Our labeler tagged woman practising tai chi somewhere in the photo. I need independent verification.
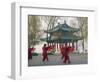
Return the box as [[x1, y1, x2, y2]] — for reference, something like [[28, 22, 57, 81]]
[[63, 43, 71, 64], [42, 44, 49, 62]]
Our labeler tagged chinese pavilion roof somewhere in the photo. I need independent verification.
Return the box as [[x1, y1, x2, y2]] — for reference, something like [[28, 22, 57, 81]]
[[45, 23, 80, 33], [43, 21, 82, 43], [41, 35, 82, 43], [47, 35, 82, 43]]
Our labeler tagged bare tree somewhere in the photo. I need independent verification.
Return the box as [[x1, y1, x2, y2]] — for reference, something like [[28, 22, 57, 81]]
[[41, 16, 60, 29], [41, 16, 60, 41], [28, 15, 41, 47], [77, 17, 88, 51]]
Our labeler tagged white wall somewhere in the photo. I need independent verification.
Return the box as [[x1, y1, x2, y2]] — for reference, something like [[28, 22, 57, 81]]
[[0, 0, 100, 81]]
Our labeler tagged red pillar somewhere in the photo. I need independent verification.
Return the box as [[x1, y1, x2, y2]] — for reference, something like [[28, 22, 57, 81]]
[[48, 43, 50, 46], [72, 42, 74, 47], [59, 43, 60, 49], [55, 43, 57, 51], [76, 42, 78, 51], [51, 43, 53, 46], [57, 43, 58, 50], [69, 43, 70, 46]]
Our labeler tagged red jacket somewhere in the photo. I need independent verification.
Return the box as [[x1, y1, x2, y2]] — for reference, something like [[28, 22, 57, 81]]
[[64, 46, 70, 55], [42, 47, 48, 55], [28, 48, 35, 55]]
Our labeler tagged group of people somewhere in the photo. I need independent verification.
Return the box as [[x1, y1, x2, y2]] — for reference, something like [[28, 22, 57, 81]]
[[28, 43, 75, 64], [42, 43, 75, 64]]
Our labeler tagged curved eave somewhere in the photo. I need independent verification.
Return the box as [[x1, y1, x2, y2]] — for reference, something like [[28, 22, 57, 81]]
[[44, 28, 80, 33], [46, 36, 82, 43]]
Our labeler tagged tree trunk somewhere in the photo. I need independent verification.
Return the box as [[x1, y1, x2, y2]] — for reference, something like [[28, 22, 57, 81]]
[[82, 39, 84, 52]]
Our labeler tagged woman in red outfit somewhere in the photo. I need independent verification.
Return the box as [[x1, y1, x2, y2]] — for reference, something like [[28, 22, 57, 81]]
[[60, 46, 65, 60], [28, 47, 35, 59], [42, 44, 49, 62], [63, 43, 71, 64]]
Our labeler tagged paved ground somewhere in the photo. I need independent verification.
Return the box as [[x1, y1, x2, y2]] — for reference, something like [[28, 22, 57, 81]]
[[28, 53, 88, 66]]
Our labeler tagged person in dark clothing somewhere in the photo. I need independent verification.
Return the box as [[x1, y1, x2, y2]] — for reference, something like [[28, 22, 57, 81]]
[[42, 44, 49, 62], [63, 43, 71, 64], [28, 47, 34, 59]]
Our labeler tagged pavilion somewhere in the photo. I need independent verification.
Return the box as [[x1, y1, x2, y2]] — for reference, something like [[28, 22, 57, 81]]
[[44, 21, 82, 51]]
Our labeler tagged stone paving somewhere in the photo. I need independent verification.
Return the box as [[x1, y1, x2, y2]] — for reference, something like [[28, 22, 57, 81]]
[[28, 53, 88, 66]]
